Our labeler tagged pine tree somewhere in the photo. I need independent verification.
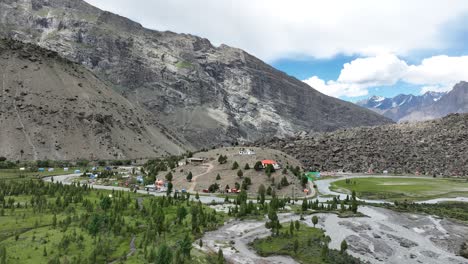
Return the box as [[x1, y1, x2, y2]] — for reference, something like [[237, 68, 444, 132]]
[[186, 172, 193, 182], [312, 215, 318, 227], [293, 239, 299, 255], [340, 239, 348, 254], [217, 248, 224, 264]]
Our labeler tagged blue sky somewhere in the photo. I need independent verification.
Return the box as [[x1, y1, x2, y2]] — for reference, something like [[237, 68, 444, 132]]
[[272, 58, 422, 102], [86, 0, 468, 101]]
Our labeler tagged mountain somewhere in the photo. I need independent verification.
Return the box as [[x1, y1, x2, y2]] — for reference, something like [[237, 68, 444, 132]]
[[257, 113, 468, 176], [356, 91, 446, 121], [0, 0, 392, 151], [0, 38, 184, 160], [400, 82, 468, 122]]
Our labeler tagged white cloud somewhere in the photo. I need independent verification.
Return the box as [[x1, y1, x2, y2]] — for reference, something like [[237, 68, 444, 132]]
[[303, 54, 468, 98], [338, 54, 408, 87], [84, 0, 468, 61], [404, 55, 468, 85], [419, 85, 453, 94]]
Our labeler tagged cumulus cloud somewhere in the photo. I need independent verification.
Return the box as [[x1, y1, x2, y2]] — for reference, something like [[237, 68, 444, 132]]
[[84, 0, 468, 61], [303, 54, 468, 98]]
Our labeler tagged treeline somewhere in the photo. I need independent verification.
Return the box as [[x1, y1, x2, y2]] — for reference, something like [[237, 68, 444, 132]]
[[382, 201, 468, 223], [0, 179, 225, 264]]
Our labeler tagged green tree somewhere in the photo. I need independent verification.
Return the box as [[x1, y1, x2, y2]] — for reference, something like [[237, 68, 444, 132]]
[[156, 243, 173, 264], [0, 246, 6, 264], [218, 155, 227, 164], [301, 176, 308, 187], [289, 221, 294, 236], [244, 163, 250, 170], [52, 214, 57, 229], [293, 239, 299, 255], [265, 164, 275, 174], [258, 184, 266, 204], [199, 239, 203, 248], [155, 207, 165, 236], [351, 199, 358, 213], [186, 171, 193, 182], [176, 206, 187, 224], [301, 198, 308, 211], [340, 239, 348, 254], [217, 248, 224, 264], [254, 161, 263, 171], [321, 244, 329, 260], [295, 220, 300, 231], [167, 182, 173, 195], [43, 246, 47, 257], [232, 161, 239, 170], [165, 172, 173, 182], [177, 233, 192, 259], [195, 192, 200, 200], [216, 174, 221, 180], [100, 196, 112, 211], [312, 215, 318, 227], [237, 169, 243, 178]]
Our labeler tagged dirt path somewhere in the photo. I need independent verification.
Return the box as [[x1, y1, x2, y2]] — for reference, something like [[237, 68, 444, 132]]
[[188, 162, 214, 192], [108, 235, 136, 264]]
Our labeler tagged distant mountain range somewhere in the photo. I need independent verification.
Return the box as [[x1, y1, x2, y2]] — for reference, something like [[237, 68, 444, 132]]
[[356, 82, 468, 122], [0, 0, 392, 160]]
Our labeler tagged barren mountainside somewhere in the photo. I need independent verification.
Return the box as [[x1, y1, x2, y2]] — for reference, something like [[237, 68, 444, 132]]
[[0, 0, 392, 150], [258, 113, 468, 176], [0, 39, 184, 160], [357, 82, 468, 122]]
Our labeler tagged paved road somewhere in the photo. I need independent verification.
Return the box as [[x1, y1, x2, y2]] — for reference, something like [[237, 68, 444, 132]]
[[44, 174, 468, 205], [44, 174, 226, 204]]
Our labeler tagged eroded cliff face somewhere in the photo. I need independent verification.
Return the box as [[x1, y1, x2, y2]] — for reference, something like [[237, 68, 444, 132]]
[[0, 0, 392, 149], [0, 39, 184, 160], [259, 114, 468, 176]]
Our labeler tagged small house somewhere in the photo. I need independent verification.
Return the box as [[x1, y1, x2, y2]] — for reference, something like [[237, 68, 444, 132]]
[[63, 168, 69, 171], [38, 168, 45, 172], [188, 157, 204, 164], [19, 167, 25, 171], [261, 160, 281, 170]]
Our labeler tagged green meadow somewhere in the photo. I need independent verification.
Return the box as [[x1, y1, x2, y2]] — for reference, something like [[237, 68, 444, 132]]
[[330, 177, 468, 201]]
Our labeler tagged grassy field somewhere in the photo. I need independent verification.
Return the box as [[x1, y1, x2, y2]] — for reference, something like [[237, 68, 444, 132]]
[[0, 168, 76, 180], [331, 177, 468, 201], [250, 223, 360, 264]]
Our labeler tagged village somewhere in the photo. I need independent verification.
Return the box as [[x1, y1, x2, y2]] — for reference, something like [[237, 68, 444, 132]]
[[57, 147, 320, 198]]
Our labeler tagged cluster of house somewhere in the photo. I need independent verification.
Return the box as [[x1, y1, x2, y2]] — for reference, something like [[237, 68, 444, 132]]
[[239, 148, 256, 155]]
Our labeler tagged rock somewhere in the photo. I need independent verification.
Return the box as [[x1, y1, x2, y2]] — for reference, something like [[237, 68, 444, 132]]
[[259, 114, 468, 176], [0, 0, 392, 149]]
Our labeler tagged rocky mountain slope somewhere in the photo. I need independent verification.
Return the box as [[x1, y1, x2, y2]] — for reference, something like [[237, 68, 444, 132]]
[[0, 38, 184, 160], [400, 82, 468, 122], [258, 113, 468, 176], [356, 92, 446, 122], [0, 0, 392, 149]]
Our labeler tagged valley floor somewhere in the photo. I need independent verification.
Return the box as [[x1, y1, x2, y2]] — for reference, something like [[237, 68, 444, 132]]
[[45, 172, 468, 264]]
